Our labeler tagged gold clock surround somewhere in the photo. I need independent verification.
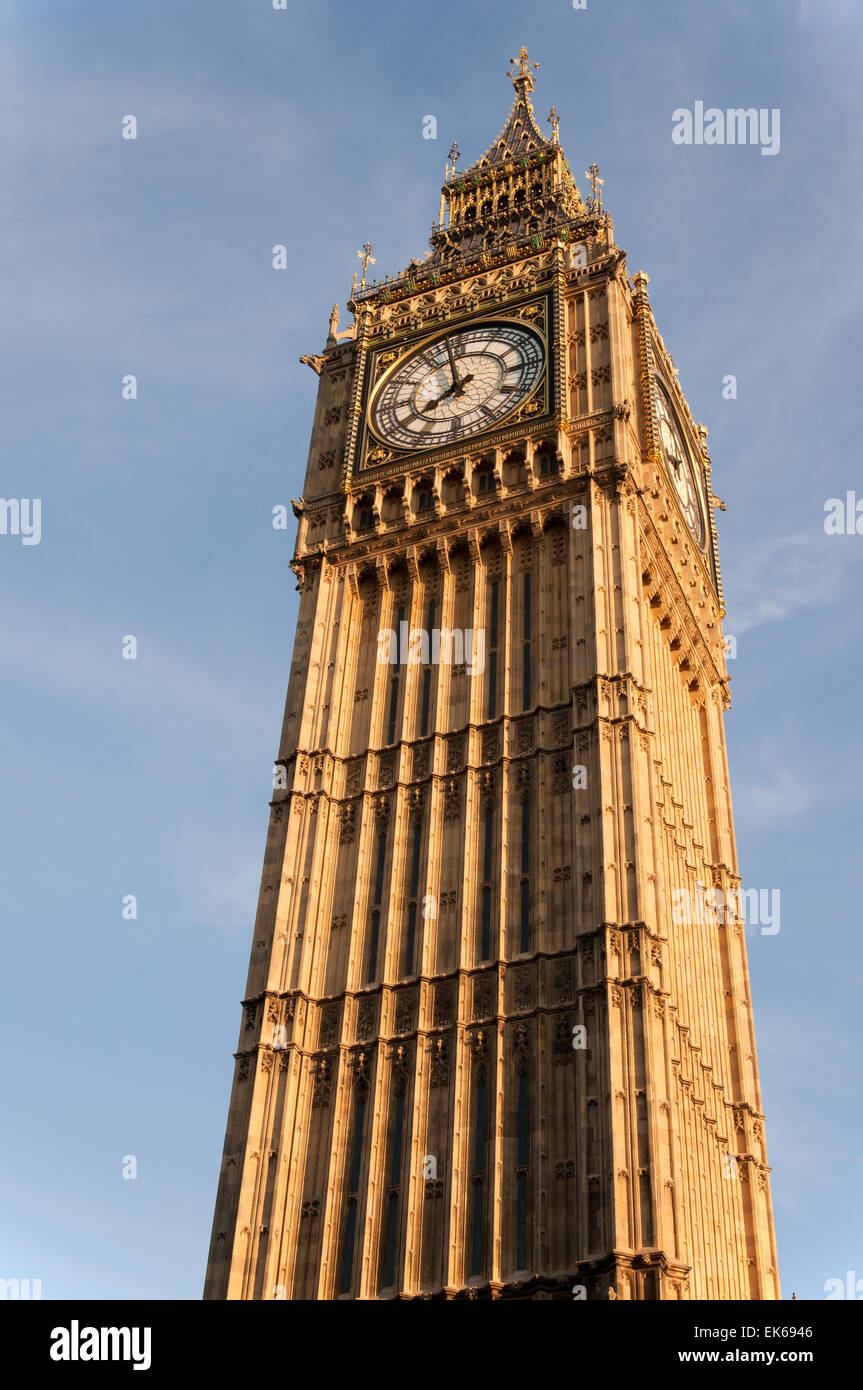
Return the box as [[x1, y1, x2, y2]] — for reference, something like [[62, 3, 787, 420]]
[[358, 300, 551, 475]]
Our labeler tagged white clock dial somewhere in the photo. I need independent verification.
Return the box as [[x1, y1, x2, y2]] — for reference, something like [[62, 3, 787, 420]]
[[655, 383, 706, 549], [370, 322, 545, 450]]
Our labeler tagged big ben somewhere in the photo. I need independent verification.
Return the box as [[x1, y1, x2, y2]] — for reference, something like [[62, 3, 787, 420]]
[[204, 49, 780, 1301]]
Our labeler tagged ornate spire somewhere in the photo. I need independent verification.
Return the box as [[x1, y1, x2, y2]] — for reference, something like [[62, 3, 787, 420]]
[[461, 46, 554, 175]]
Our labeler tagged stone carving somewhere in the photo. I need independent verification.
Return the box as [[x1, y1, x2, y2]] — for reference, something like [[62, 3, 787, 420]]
[[482, 729, 499, 762], [394, 990, 416, 1034], [312, 1058, 332, 1108], [473, 975, 495, 1020], [356, 998, 376, 1040], [513, 1021, 531, 1075], [429, 1037, 449, 1088], [513, 969, 532, 1011], [339, 804, 357, 843], [552, 959, 573, 1003], [552, 756, 570, 794], [447, 737, 464, 772], [443, 779, 461, 820], [434, 983, 453, 1027], [554, 1014, 573, 1066]]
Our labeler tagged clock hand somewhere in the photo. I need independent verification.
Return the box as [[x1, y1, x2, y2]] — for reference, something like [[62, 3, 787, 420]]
[[426, 373, 475, 410], [444, 335, 459, 387]]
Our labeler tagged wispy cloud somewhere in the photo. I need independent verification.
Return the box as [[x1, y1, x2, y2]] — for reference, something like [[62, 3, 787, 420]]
[[724, 528, 844, 635]]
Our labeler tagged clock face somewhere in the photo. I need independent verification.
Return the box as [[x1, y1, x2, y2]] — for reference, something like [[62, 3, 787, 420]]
[[370, 321, 545, 450], [655, 383, 706, 549]]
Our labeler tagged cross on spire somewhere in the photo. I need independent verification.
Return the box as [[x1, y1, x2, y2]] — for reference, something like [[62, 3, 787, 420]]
[[507, 45, 539, 92]]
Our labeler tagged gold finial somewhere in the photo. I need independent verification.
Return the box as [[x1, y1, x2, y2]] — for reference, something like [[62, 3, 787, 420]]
[[547, 106, 560, 143], [445, 141, 460, 180], [508, 46, 539, 90], [356, 242, 376, 288], [585, 162, 604, 210]]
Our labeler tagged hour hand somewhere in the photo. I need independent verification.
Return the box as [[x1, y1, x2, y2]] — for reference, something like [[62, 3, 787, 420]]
[[426, 373, 474, 410]]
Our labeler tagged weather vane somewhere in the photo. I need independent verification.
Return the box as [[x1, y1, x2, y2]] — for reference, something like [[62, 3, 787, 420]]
[[351, 241, 375, 293], [585, 163, 604, 211]]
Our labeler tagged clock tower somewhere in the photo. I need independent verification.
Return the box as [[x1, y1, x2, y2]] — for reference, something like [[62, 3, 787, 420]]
[[204, 49, 780, 1301]]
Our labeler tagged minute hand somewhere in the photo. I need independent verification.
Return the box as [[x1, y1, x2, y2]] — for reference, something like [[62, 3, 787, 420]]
[[444, 336, 464, 389]]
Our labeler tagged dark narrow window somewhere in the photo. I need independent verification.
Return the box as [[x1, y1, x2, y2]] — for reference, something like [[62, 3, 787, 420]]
[[349, 1094, 366, 1192], [383, 1088, 406, 1288], [404, 820, 422, 976], [522, 572, 531, 711], [480, 803, 494, 961], [520, 797, 530, 953], [471, 1073, 487, 1276], [516, 1174, 527, 1269], [516, 1071, 529, 1268], [341, 1090, 367, 1292], [420, 599, 435, 736], [387, 605, 404, 745], [390, 1091, 406, 1184], [341, 1201, 357, 1293], [374, 832, 387, 905], [517, 1070, 529, 1167], [383, 1192, 399, 1287], [367, 831, 387, 982], [367, 909, 381, 982], [404, 903, 417, 979], [487, 581, 499, 719]]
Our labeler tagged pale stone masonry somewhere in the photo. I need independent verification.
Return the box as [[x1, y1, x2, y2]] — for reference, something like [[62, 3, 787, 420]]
[[204, 50, 780, 1301]]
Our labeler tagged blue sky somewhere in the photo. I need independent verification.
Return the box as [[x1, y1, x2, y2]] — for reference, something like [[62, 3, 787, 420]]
[[2, 0, 861, 1301]]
